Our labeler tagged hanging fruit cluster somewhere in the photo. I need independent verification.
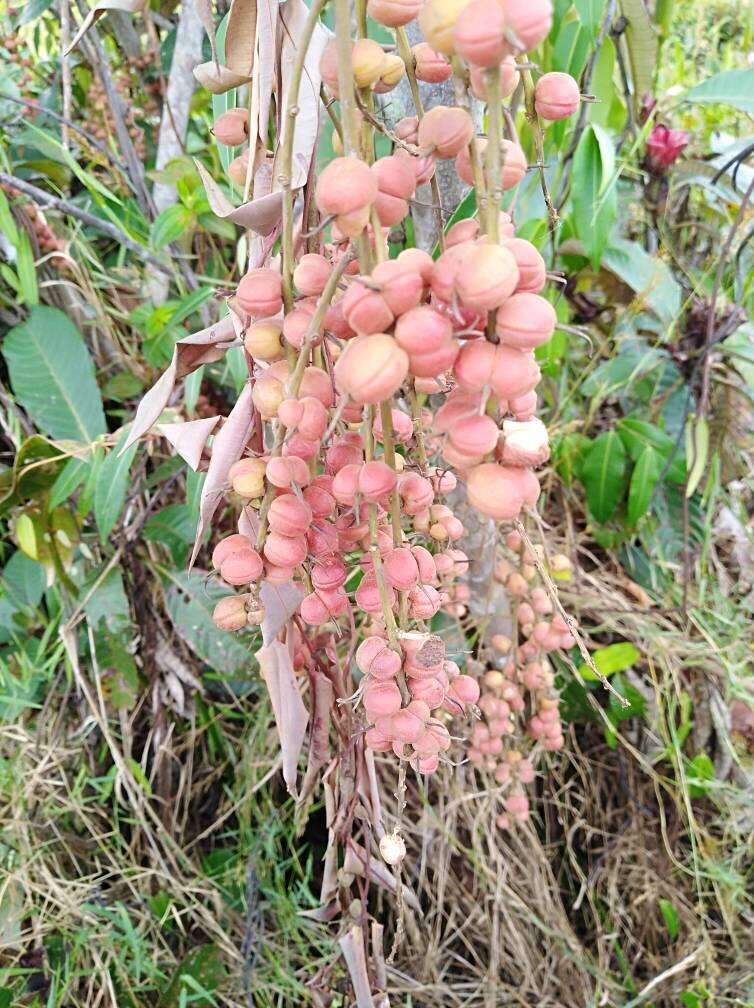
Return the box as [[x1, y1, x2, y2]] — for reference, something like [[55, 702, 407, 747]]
[[133, 0, 586, 831]]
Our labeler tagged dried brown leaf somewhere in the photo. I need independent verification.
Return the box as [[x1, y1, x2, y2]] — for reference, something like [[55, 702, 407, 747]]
[[159, 416, 221, 471], [188, 382, 255, 568], [225, 0, 256, 78], [193, 61, 251, 93], [195, 160, 283, 234], [274, 0, 331, 189], [64, 0, 147, 55], [257, 639, 309, 796], [338, 927, 374, 1008], [120, 315, 237, 457]]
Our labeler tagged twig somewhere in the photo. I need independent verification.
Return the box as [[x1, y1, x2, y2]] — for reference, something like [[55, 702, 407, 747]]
[[514, 519, 630, 707], [0, 172, 173, 275]]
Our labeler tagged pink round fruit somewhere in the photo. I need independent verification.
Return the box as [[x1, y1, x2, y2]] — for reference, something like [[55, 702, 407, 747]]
[[448, 413, 499, 456], [456, 243, 519, 311], [319, 40, 340, 96], [495, 292, 556, 349], [499, 418, 550, 466], [372, 154, 416, 227], [499, 0, 552, 52], [315, 156, 378, 234], [268, 494, 313, 537], [501, 139, 528, 189], [412, 42, 452, 83], [505, 237, 547, 293], [363, 680, 403, 718], [293, 253, 332, 297], [263, 531, 308, 568], [534, 71, 580, 120], [213, 107, 249, 146], [468, 54, 519, 100], [466, 462, 539, 520], [220, 548, 263, 586], [367, 0, 423, 26], [236, 268, 283, 317], [334, 333, 409, 404], [371, 259, 423, 316], [454, 0, 507, 67], [342, 280, 394, 334], [417, 106, 474, 158], [358, 460, 397, 501]]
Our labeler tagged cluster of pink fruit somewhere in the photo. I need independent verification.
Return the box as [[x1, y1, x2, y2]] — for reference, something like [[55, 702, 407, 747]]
[[203, 0, 581, 797], [465, 531, 573, 822]]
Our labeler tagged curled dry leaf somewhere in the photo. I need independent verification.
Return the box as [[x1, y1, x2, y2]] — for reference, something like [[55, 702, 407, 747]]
[[120, 314, 238, 457], [299, 669, 334, 804], [158, 415, 221, 471], [64, 0, 147, 55], [338, 927, 374, 1008], [274, 0, 332, 190], [257, 639, 309, 796], [193, 0, 256, 92], [195, 160, 284, 235], [194, 0, 219, 68], [188, 382, 255, 568], [344, 839, 421, 912], [259, 579, 305, 646]]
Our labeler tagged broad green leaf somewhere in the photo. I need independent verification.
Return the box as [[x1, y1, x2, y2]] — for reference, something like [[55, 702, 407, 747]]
[[571, 126, 617, 269], [83, 565, 131, 631], [574, 0, 605, 40], [581, 429, 628, 522], [94, 431, 138, 543], [578, 641, 640, 680], [49, 455, 91, 509], [553, 432, 591, 486], [616, 418, 685, 483], [618, 0, 658, 106], [151, 204, 194, 248], [627, 446, 663, 526], [659, 898, 680, 939], [163, 570, 256, 685], [553, 19, 591, 79], [1, 550, 45, 611], [2, 306, 106, 442], [602, 239, 681, 328], [684, 69, 754, 115], [18, 0, 55, 24]]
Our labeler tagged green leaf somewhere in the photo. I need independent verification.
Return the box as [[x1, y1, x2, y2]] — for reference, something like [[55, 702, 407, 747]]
[[617, 418, 685, 483], [49, 455, 91, 509], [553, 432, 591, 486], [2, 306, 106, 442], [17, 0, 55, 24], [578, 642, 640, 681], [659, 898, 680, 939], [151, 204, 194, 248], [1, 550, 45, 612], [94, 431, 138, 544], [15, 229, 38, 306], [553, 19, 591, 79], [571, 126, 617, 269], [627, 445, 664, 526], [574, 0, 605, 40], [160, 943, 226, 1007], [618, 0, 658, 107], [602, 239, 682, 328], [164, 570, 256, 685], [581, 430, 628, 522], [684, 69, 754, 114], [687, 752, 715, 798]]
